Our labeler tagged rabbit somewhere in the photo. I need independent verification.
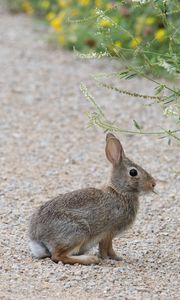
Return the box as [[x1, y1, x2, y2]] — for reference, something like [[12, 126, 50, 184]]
[[29, 133, 156, 265]]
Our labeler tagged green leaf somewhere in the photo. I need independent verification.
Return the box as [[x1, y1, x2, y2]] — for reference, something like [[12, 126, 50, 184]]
[[154, 84, 165, 95], [133, 120, 143, 130], [126, 73, 137, 80], [117, 70, 129, 78]]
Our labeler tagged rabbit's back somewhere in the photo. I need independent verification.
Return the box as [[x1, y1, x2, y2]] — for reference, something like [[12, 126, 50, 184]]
[[29, 187, 138, 244], [29, 188, 120, 243]]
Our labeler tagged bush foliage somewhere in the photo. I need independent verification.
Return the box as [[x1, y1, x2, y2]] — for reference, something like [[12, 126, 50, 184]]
[[7, 1, 180, 74], [7, 0, 180, 141]]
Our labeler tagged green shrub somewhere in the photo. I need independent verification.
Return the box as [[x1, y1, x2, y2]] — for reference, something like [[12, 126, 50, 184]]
[[6, 0, 180, 141], [6, 0, 180, 76]]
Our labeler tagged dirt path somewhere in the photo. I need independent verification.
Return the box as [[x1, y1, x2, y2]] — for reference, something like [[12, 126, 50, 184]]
[[0, 4, 179, 300]]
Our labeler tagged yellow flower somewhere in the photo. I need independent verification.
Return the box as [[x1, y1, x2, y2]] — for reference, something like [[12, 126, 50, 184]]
[[40, 0, 50, 10], [46, 12, 55, 21], [78, 0, 90, 6], [99, 18, 111, 27], [154, 29, 166, 42], [95, 0, 102, 8], [114, 41, 122, 48], [22, 1, 33, 15], [50, 18, 63, 32], [145, 17, 155, 25], [58, 0, 68, 8], [130, 37, 142, 48]]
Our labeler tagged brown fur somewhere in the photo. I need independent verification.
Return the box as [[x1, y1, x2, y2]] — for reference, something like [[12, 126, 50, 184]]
[[51, 242, 100, 265], [29, 133, 156, 265]]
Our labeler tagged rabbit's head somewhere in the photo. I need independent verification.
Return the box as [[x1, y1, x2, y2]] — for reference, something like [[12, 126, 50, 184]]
[[105, 133, 156, 194]]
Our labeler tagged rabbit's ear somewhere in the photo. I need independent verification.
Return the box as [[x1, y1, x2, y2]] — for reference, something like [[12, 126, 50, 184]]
[[106, 133, 116, 141], [105, 137, 124, 166]]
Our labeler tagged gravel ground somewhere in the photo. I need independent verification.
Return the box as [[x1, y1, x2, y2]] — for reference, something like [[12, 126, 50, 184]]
[[0, 4, 180, 300]]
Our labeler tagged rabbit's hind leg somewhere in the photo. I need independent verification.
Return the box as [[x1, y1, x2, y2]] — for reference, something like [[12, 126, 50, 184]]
[[51, 242, 100, 265]]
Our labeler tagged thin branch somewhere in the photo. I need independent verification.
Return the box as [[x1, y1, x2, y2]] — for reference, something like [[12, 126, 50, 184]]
[[96, 81, 163, 101]]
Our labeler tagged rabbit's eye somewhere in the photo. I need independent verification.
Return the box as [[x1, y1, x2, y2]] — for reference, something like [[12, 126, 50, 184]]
[[129, 168, 138, 177]]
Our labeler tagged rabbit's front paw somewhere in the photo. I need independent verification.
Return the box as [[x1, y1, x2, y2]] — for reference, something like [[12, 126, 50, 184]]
[[109, 253, 122, 261], [100, 253, 122, 261]]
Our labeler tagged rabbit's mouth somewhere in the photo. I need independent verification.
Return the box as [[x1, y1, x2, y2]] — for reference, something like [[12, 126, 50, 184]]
[[139, 182, 156, 194]]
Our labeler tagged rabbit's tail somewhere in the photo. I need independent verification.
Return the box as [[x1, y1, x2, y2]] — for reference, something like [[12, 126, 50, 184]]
[[29, 240, 51, 258]]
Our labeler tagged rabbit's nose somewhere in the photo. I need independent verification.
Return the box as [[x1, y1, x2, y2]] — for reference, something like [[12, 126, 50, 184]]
[[151, 179, 156, 188]]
